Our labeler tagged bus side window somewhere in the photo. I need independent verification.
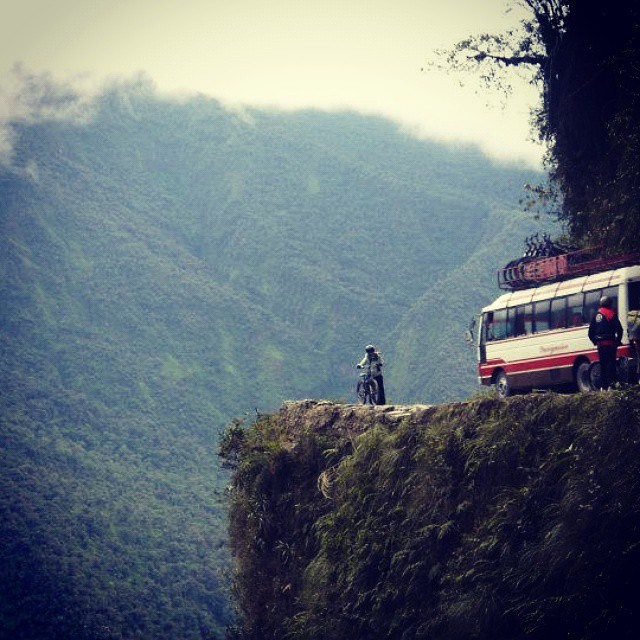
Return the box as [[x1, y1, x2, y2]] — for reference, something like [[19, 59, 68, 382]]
[[550, 297, 567, 329], [567, 293, 585, 326], [584, 290, 602, 322], [513, 305, 526, 336], [629, 281, 640, 310], [523, 303, 534, 334], [602, 286, 618, 310], [534, 300, 550, 333], [628, 282, 640, 341], [483, 311, 494, 341], [492, 309, 508, 340], [505, 307, 518, 338]]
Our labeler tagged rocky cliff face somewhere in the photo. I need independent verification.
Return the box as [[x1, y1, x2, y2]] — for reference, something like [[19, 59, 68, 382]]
[[265, 398, 436, 437], [221, 390, 640, 640]]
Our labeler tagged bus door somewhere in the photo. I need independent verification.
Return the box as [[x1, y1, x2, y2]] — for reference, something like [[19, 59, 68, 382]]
[[479, 311, 498, 364], [467, 315, 486, 364], [478, 313, 487, 364]]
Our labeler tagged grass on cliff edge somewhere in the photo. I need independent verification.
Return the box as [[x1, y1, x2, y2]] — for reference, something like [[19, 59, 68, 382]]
[[220, 388, 640, 640]]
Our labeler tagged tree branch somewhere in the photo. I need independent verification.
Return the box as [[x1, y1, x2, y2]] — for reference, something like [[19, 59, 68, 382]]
[[469, 51, 546, 67]]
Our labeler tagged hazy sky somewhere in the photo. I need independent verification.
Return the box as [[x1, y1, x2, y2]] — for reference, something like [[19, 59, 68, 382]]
[[1, 0, 543, 165]]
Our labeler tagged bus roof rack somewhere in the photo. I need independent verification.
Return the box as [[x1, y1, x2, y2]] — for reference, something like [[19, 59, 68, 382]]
[[497, 248, 640, 290]]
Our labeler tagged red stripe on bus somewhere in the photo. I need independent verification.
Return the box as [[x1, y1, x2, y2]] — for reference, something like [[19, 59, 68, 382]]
[[479, 345, 633, 377]]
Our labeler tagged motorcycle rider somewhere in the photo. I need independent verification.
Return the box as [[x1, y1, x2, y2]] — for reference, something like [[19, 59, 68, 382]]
[[357, 345, 386, 404]]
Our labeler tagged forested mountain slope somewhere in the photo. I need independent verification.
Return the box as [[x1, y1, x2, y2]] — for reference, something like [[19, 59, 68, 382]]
[[0, 78, 542, 638]]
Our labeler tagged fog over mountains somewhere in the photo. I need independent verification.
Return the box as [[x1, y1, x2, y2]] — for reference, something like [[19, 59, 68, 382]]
[[0, 77, 545, 638]]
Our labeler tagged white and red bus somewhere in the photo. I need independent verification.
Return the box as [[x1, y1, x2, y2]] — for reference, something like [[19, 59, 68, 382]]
[[473, 263, 640, 396]]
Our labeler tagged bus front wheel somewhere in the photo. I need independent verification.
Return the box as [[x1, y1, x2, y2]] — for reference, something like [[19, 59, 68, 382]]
[[495, 370, 511, 398]]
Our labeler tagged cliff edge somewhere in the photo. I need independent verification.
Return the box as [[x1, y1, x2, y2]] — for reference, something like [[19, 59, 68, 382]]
[[220, 390, 640, 640]]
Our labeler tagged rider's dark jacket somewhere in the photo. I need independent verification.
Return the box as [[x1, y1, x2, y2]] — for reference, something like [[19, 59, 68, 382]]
[[588, 306, 623, 346]]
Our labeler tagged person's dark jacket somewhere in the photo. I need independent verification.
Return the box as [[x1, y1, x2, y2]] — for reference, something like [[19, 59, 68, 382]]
[[588, 306, 623, 346]]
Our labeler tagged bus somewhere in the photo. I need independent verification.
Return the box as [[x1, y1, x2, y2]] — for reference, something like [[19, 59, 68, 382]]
[[472, 264, 640, 397]]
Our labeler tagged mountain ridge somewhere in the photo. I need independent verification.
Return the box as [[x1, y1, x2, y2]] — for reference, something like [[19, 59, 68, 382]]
[[1, 78, 545, 638]]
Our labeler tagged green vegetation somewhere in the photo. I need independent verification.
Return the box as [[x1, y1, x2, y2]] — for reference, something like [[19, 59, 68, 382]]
[[224, 390, 640, 639], [1, 77, 542, 637], [442, 0, 640, 252]]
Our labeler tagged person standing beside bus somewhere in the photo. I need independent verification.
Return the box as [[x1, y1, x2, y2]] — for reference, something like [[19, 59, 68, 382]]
[[588, 296, 623, 389], [628, 308, 640, 381]]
